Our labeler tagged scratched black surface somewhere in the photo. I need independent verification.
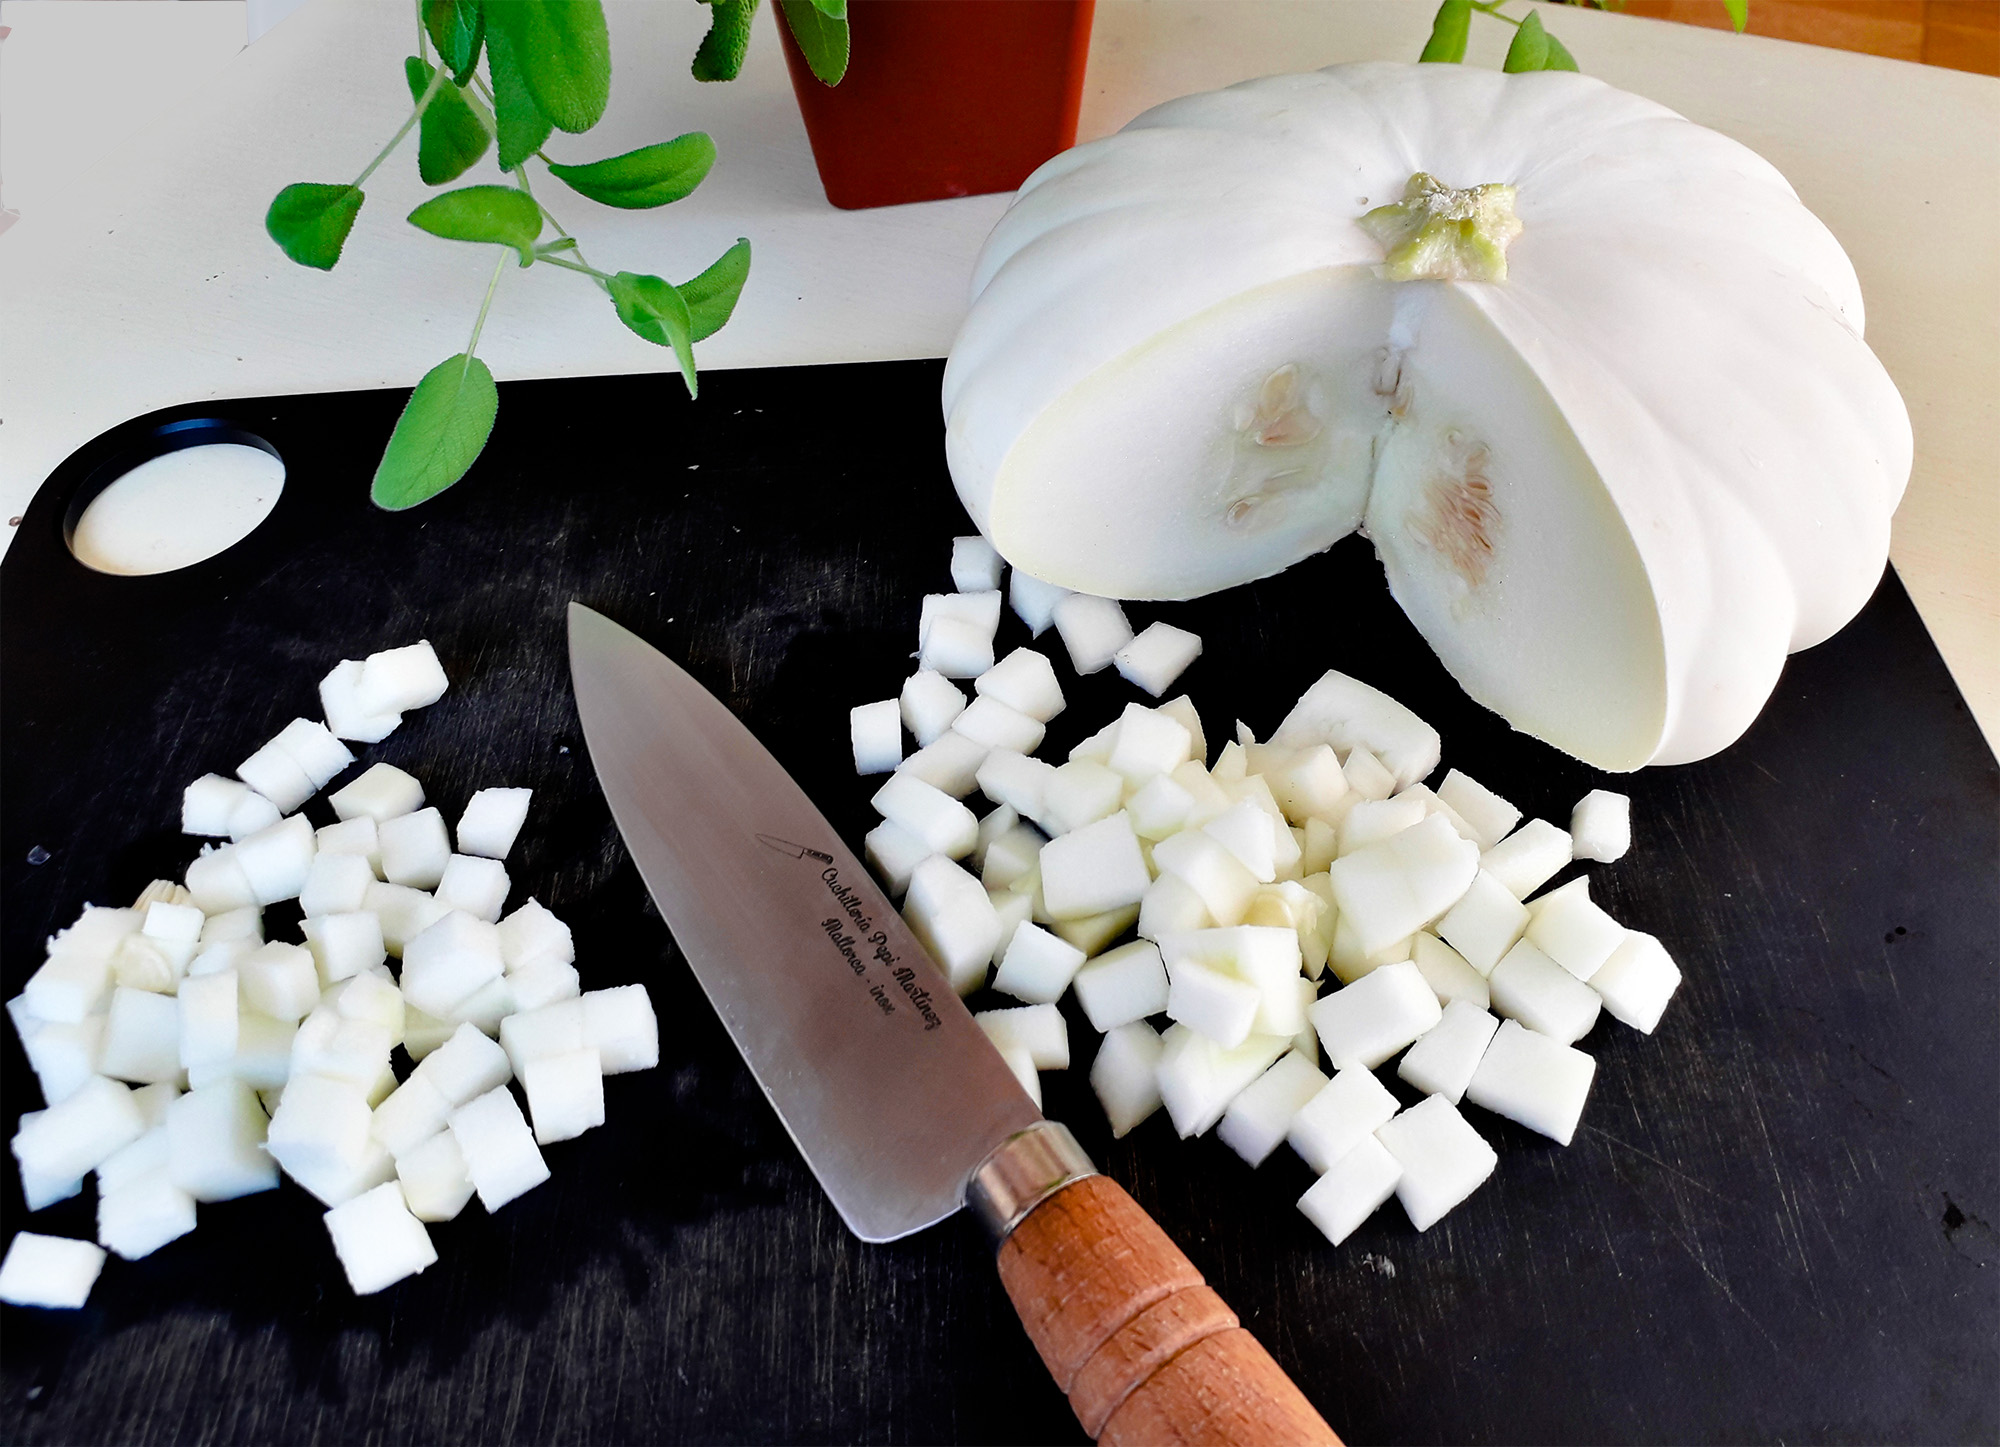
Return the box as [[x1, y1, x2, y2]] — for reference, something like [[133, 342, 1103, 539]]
[[1, 361, 1994, 1445]]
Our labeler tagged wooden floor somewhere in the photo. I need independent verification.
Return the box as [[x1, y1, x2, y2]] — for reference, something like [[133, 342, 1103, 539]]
[[1620, 0, 2000, 73]]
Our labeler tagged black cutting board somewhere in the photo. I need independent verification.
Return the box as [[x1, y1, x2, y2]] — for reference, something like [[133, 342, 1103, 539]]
[[2, 361, 1994, 1446]]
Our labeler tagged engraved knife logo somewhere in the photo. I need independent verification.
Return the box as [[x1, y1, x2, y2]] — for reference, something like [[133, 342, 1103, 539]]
[[757, 833, 834, 864]]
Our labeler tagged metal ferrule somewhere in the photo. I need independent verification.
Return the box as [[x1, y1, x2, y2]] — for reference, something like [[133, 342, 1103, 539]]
[[967, 1120, 1096, 1245]]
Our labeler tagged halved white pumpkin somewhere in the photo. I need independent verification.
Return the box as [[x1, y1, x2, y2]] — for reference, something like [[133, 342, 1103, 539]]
[[942, 63, 1910, 769]]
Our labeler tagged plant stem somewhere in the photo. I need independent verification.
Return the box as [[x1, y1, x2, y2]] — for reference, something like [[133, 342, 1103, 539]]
[[1469, 1, 1524, 24], [466, 75, 611, 296], [475, 74, 591, 258], [509, 163, 547, 212], [523, 159, 576, 240], [513, 162, 613, 283], [539, 203, 577, 243], [538, 253, 615, 288], [461, 250, 508, 382], [355, 60, 448, 190]]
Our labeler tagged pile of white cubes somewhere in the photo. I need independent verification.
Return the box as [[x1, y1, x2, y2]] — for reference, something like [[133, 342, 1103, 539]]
[[851, 539, 1683, 1245], [4, 640, 659, 1308]]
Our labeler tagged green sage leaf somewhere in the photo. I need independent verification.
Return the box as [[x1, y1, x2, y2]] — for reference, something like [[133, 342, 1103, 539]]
[[485, 0, 611, 133], [266, 183, 364, 270], [405, 57, 492, 185], [423, 0, 485, 82], [372, 353, 499, 509], [486, 24, 552, 170], [804, 0, 846, 17], [1418, 0, 1471, 64], [1542, 30, 1580, 71], [609, 271, 699, 397], [407, 185, 543, 264], [681, 237, 751, 342], [1723, 0, 1749, 31], [1502, 11, 1551, 72], [778, 0, 849, 85], [693, 0, 760, 82], [547, 134, 716, 209]]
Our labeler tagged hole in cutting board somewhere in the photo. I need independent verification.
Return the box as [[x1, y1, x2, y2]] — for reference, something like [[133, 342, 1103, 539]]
[[66, 425, 285, 576]]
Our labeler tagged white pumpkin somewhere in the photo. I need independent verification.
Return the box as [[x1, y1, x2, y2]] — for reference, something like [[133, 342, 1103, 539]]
[[942, 63, 1910, 770]]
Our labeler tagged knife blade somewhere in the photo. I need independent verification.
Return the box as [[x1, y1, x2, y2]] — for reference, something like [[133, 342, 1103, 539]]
[[568, 603, 1338, 1444], [567, 599, 1039, 1241]]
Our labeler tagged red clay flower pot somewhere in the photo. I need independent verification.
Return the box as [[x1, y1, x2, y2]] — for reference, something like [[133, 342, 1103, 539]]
[[778, 0, 1097, 210]]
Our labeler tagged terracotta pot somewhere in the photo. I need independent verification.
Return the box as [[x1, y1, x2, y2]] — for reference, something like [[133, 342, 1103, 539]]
[[778, 0, 1096, 210]]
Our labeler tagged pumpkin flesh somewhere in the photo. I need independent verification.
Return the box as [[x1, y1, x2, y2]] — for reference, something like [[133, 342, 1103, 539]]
[[987, 268, 1387, 601], [1366, 285, 1667, 771]]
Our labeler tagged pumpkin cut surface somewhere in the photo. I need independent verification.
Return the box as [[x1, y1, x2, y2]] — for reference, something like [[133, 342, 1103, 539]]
[[942, 63, 1911, 770]]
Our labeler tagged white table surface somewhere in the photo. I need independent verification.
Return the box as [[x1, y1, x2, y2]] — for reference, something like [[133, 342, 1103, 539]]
[[3, 0, 1994, 745]]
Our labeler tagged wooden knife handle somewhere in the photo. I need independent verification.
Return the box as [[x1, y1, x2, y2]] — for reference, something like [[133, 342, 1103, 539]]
[[993, 1171, 1340, 1444]]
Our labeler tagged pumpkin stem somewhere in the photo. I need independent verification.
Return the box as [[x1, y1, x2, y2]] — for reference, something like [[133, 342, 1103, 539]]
[[1359, 173, 1522, 282]]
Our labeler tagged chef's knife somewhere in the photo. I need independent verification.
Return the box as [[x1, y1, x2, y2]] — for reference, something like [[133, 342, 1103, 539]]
[[568, 603, 1337, 1445]]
